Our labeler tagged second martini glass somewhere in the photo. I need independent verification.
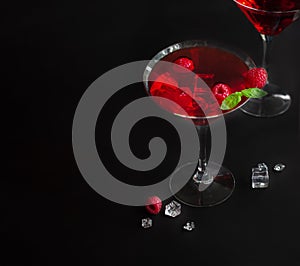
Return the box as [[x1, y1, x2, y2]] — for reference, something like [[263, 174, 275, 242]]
[[143, 40, 256, 207], [233, 0, 300, 117]]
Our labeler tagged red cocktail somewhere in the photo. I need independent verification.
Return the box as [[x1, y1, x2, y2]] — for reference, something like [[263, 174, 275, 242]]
[[143, 40, 256, 207], [234, 0, 300, 117], [235, 0, 300, 35], [148, 45, 250, 120]]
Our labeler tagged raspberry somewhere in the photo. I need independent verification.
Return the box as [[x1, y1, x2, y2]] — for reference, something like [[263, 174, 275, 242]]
[[244, 67, 268, 89], [145, 196, 162, 215], [173, 57, 195, 73], [212, 83, 232, 104]]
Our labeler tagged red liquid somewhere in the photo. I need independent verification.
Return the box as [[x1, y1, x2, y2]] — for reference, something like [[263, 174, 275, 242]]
[[148, 46, 250, 119], [235, 0, 300, 35]]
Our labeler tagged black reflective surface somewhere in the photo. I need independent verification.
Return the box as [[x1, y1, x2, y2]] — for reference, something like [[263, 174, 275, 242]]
[[4, 0, 300, 265]]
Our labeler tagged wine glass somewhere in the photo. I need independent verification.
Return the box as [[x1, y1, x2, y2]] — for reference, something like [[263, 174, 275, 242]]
[[233, 0, 300, 117], [143, 40, 256, 207]]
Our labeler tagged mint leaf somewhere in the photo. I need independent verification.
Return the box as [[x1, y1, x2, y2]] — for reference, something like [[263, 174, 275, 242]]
[[220, 92, 242, 110], [220, 87, 268, 111], [241, 88, 268, 98]]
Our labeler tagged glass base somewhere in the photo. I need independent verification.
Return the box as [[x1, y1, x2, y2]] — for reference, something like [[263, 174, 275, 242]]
[[169, 161, 235, 207], [240, 83, 291, 117]]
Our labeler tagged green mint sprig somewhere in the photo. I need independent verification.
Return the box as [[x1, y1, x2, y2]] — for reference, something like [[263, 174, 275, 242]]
[[220, 88, 268, 110]]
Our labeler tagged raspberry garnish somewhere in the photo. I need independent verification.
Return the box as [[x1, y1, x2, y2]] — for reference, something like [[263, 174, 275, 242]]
[[173, 57, 195, 73], [145, 196, 162, 215], [244, 67, 268, 89], [212, 83, 232, 104]]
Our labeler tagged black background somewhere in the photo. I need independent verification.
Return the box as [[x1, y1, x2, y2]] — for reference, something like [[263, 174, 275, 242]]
[[3, 0, 300, 265]]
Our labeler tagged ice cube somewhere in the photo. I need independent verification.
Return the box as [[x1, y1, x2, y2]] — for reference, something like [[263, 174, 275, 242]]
[[273, 163, 285, 172], [165, 200, 181, 217], [252, 163, 269, 188], [183, 221, 195, 231], [142, 218, 152, 228]]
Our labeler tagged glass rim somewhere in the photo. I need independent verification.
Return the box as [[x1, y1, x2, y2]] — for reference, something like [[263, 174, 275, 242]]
[[143, 39, 257, 120], [233, 0, 300, 14]]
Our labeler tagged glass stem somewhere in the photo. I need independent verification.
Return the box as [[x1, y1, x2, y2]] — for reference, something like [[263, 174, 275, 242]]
[[198, 125, 207, 171], [193, 125, 212, 186], [260, 34, 273, 84]]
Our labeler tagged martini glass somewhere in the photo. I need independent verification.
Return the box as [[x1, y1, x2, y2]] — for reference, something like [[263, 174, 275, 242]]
[[143, 40, 256, 207], [233, 0, 300, 117]]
